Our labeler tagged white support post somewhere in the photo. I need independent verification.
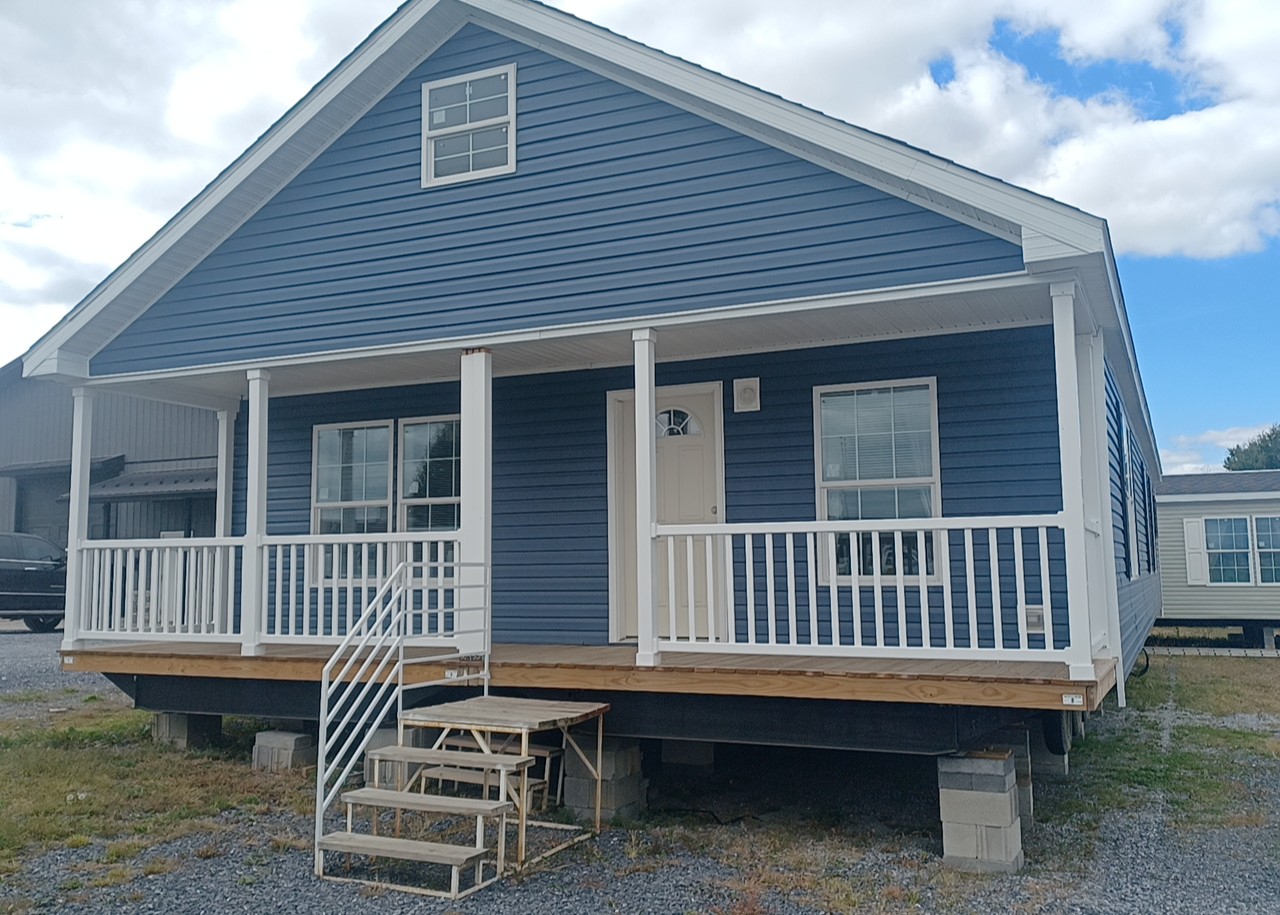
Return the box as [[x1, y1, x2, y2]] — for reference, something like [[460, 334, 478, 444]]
[[62, 387, 96, 651], [215, 406, 238, 538], [633, 329, 659, 667], [1075, 332, 1110, 656], [240, 369, 269, 656], [1087, 334, 1125, 704], [1051, 282, 1095, 680], [459, 348, 492, 657]]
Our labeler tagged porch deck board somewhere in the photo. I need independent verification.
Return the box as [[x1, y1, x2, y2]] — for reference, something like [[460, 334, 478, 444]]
[[61, 641, 1114, 711]]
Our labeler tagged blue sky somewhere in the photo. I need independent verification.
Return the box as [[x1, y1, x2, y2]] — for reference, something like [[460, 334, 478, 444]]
[[1, 0, 1276, 473]]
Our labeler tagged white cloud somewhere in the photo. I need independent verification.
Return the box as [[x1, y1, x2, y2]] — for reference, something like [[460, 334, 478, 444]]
[[1160, 424, 1272, 474], [3, 0, 1280, 364]]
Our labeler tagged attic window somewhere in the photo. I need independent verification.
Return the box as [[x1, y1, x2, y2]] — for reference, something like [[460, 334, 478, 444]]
[[421, 64, 516, 187]]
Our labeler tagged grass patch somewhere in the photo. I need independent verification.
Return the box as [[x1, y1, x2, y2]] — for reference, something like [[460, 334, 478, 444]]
[[1127, 655, 1280, 716], [0, 707, 314, 867]]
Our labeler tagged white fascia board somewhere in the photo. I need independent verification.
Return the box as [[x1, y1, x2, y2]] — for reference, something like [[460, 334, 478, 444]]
[[22, 0, 462, 380], [1156, 492, 1280, 504], [79, 271, 1043, 389], [464, 0, 1107, 255]]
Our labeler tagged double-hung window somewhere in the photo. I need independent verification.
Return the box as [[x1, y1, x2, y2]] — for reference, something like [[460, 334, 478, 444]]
[[422, 64, 516, 187], [1204, 517, 1251, 584], [1255, 517, 1280, 584], [399, 417, 461, 532], [313, 423, 393, 536], [815, 380, 939, 577]]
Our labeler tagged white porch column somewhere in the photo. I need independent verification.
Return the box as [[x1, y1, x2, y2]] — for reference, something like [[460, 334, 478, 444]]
[[61, 387, 96, 650], [240, 369, 269, 656], [1051, 282, 1095, 680], [633, 329, 659, 667], [459, 349, 492, 656], [214, 406, 238, 538]]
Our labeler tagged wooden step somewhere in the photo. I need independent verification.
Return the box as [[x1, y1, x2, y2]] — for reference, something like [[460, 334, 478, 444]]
[[367, 745, 534, 772], [441, 733, 563, 760], [341, 787, 512, 817], [318, 831, 487, 868], [423, 765, 546, 790]]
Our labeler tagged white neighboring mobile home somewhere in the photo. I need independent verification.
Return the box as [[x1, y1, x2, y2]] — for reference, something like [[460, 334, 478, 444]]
[[1157, 469, 1280, 647]]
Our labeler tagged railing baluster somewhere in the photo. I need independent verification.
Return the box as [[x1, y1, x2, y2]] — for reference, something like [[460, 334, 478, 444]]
[[784, 533, 797, 646], [148, 548, 160, 635], [212, 546, 225, 636], [962, 530, 977, 647], [744, 534, 755, 645], [916, 531, 929, 647], [704, 534, 716, 643], [124, 548, 137, 633], [893, 531, 907, 648], [987, 527, 1001, 648], [722, 534, 734, 644], [1013, 529, 1028, 650], [806, 532, 818, 646], [1039, 527, 1053, 648], [112, 549, 125, 633], [360, 542, 370, 636], [685, 535, 696, 643], [871, 533, 884, 648], [764, 534, 777, 646], [302, 546, 313, 637], [273, 544, 284, 637], [939, 530, 954, 648], [826, 532, 840, 646], [666, 535, 677, 642], [344, 543, 355, 636], [286, 544, 297, 637]]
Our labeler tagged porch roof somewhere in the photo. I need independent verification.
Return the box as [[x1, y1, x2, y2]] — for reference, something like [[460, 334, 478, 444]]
[[77, 273, 1056, 408]]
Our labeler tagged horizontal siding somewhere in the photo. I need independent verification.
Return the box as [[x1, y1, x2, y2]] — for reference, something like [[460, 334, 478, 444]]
[[1157, 498, 1280, 620], [0, 377, 217, 468], [94, 25, 1023, 375], [234, 326, 1062, 645], [1118, 574, 1161, 676], [1105, 360, 1161, 674]]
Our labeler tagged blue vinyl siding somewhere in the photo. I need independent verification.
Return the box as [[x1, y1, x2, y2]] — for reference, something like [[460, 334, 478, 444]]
[[233, 326, 1061, 645], [1106, 361, 1160, 676], [93, 25, 1023, 375]]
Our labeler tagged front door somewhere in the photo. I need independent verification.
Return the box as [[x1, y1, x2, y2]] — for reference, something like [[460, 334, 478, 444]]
[[612, 384, 723, 641]]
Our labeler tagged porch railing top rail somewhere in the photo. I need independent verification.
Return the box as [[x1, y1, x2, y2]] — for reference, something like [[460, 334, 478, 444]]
[[261, 531, 462, 545], [655, 513, 1064, 536], [81, 536, 244, 549]]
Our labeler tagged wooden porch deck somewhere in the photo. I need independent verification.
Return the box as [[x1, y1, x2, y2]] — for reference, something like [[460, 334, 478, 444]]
[[61, 642, 1116, 712]]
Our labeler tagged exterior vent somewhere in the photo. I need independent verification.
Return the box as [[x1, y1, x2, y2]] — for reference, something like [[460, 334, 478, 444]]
[[1025, 605, 1046, 635]]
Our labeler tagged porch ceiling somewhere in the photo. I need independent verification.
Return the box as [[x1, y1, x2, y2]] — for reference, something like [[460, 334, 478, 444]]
[[87, 277, 1052, 408]]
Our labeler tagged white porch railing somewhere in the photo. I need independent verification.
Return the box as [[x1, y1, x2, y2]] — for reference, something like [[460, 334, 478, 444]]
[[653, 514, 1091, 665], [76, 538, 243, 641], [259, 532, 471, 646]]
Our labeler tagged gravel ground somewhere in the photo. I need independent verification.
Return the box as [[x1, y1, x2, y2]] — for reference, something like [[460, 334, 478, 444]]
[[2, 630, 1279, 914]]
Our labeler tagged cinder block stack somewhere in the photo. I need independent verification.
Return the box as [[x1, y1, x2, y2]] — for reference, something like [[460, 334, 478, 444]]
[[563, 737, 646, 822], [938, 748, 1024, 874]]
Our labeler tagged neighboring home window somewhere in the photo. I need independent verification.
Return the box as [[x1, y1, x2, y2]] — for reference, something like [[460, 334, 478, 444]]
[[399, 417, 461, 531], [312, 422, 393, 535], [815, 380, 939, 576], [1204, 517, 1251, 584], [421, 64, 516, 187], [1257, 517, 1280, 584]]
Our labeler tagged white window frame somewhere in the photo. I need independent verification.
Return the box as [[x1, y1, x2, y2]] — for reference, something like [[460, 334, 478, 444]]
[[1253, 516, 1280, 586], [397, 414, 462, 533], [812, 377, 942, 583], [310, 420, 395, 585], [421, 63, 517, 188], [1204, 516, 1253, 586]]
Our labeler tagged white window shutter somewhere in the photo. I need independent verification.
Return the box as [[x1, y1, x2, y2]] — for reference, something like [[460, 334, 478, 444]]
[[1184, 518, 1208, 585]]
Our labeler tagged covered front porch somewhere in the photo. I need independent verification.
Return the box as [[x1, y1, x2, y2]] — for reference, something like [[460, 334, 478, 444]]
[[58, 274, 1123, 698]]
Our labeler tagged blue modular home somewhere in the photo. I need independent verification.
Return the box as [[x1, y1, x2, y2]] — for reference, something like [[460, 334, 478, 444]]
[[31, 0, 1159, 831]]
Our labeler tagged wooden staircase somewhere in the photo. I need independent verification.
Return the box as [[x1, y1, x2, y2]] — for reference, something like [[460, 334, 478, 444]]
[[316, 744, 532, 899]]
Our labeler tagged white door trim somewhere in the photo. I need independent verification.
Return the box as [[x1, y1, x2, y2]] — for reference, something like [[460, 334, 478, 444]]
[[606, 381, 726, 643]]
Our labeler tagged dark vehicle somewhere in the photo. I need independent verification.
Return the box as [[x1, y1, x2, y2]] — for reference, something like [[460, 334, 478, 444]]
[[0, 533, 66, 632]]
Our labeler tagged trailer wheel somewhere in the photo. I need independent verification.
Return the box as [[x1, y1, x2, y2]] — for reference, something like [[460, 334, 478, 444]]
[[1043, 710, 1072, 756], [23, 616, 60, 633]]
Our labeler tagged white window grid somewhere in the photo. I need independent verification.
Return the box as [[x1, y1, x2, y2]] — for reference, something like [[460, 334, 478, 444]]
[[812, 377, 942, 582], [398, 415, 462, 534], [421, 63, 517, 188], [1204, 516, 1254, 586]]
